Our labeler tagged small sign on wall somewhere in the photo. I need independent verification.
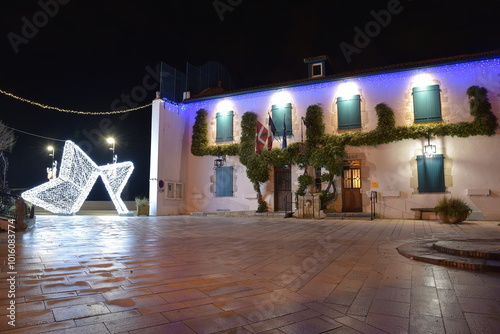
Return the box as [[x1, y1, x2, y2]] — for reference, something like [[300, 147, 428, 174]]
[[371, 182, 379, 188]]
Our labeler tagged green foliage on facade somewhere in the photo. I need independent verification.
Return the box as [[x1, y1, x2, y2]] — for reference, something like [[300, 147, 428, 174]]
[[190, 86, 497, 211]]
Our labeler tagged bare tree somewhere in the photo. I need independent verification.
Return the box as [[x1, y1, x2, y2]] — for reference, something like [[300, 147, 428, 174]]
[[0, 121, 16, 188]]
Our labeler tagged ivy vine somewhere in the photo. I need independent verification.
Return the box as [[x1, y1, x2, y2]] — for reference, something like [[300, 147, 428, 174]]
[[191, 85, 497, 211]]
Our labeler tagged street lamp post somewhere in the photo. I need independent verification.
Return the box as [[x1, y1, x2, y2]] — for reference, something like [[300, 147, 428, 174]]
[[47, 146, 57, 179], [107, 137, 117, 164]]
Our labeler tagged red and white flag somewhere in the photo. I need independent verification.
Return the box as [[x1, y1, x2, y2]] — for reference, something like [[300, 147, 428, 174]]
[[255, 121, 269, 154]]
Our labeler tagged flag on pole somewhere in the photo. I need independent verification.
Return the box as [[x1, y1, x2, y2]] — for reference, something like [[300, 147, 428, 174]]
[[268, 113, 277, 150], [255, 121, 269, 155], [282, 116, 287, 150]]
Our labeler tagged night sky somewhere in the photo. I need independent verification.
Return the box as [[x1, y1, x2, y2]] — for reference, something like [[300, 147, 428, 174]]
[[0, 0, 498, 200]]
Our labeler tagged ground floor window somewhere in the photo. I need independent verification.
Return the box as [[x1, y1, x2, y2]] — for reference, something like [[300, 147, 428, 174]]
[[216, 166, 233, 197], [417, 154, 445, 193]]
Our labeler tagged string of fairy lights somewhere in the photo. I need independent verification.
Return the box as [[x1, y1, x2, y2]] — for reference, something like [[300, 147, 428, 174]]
[[0, 88, 152, 115]]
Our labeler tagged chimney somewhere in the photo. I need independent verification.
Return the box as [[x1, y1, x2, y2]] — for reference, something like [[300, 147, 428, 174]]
[[304, 55, 331, 79]]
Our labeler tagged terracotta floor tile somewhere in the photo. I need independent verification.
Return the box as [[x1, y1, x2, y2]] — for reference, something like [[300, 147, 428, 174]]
[[52, 302, 110, 321], [279, 316, 341, 333], [162, 303, 223, 322], [46, 322, 111, 334], [183, 311, 250, 334], [129, 321, 196, 334], [369, 299, 410, 318], [74, 309, 141, 327], [1, 216, 500, 333], [105, 294, 169, 312], [159, 288, 209, 303], [104, 312, 170, 333]]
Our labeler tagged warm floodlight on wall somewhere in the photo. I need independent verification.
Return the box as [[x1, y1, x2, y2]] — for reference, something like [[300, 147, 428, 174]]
[[413, 71, 433, 88], [424, 136, 436, 156], [217, 99, 233, 113], [337, 81, 358, 98], [22, 140, 134, 215], [271, 90, 291, 108]]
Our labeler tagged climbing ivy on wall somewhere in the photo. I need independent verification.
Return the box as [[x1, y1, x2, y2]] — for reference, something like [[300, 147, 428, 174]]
[[191, 85, 497, 211]]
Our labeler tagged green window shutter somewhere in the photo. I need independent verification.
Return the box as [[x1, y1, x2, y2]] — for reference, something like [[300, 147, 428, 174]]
[[413, 85, 441, 123], [337, 95, 361, 129], [417, 154, 445, 193], [271, 103, 292, 136], [216, 111, 234, 142], [216, 166, 233, 197]]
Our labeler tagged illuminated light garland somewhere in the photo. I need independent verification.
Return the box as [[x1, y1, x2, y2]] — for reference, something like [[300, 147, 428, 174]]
[[22, 141, 134, 215], [0, 89, 151, 115]]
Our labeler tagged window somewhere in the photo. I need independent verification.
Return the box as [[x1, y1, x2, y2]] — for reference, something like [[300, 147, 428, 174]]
[[315, 168, 322, 190], [412, 85, 441, 123], [216, 110, 234, 142], [166, 182, 183, 199], [311, 63, 323, 77], [337, 95, 361, 130], [271, 103, 292, 136], [417, 154, 445, 193], [216, 166, 233, 197]]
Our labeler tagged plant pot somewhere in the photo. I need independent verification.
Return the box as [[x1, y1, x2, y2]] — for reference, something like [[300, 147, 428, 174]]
[[137, 205, 149, 216], [438, 212, 467, 224]]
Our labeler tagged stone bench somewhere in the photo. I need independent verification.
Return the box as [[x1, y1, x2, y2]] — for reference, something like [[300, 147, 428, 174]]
[[410, 208, 435, 220]]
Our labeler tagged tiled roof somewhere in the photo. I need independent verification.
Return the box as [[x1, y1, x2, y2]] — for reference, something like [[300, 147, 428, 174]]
[[186, 50, 500, 102]]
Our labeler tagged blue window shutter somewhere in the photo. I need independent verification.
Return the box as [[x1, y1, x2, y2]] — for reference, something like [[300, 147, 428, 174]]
[[337, 95, 361, 129], [216, 111, 234, 142], [417, 154, 445, 193], [216, 166, 233, 197], [271, 103, 292, 136], [413, 85, 441, 123]]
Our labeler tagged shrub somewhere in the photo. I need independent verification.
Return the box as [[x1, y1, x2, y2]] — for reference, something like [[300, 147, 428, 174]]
[[433, 196, 472, 222]]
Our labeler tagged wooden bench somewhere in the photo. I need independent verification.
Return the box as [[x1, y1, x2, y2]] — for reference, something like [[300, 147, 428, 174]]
[[410, 208, 434, 220]]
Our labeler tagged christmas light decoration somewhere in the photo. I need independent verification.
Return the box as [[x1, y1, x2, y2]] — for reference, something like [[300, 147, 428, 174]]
[[22, 141, 134, 215], [0, 89, 151, 115]]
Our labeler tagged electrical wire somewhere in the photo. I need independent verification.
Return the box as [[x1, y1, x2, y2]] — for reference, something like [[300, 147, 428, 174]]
[[7, 126, 67, 142]]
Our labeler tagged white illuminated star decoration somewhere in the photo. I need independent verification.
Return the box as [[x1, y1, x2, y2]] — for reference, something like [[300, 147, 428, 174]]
[[22, 140, 134, 215]]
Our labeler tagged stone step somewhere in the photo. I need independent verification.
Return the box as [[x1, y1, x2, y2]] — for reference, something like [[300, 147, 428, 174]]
[[433, 240, 500, 260], [397, 239, 500, 272], [325, 212, 373, 220], [190, 211, 287, 218]]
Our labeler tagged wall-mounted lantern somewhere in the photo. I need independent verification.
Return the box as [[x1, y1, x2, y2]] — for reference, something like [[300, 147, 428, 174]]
[[424, 136, 436, 156], [213, 147, 226, 169]]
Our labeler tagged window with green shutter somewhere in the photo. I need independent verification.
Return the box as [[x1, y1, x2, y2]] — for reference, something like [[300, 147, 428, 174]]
[[216, 166, 233, 197], [417, 154, 445, 193], [271, 103, 292, 136], [216, 111, 234, 142], [337, 95, 361, 130], [413, 85, 442, 123]]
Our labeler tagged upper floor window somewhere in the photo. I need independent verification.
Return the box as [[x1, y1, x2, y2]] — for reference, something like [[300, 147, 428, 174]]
[[412, 85, 442, 123], [216, 110, 234, 142], [271, 103, 292, 136], [337, 95, 361, 130]]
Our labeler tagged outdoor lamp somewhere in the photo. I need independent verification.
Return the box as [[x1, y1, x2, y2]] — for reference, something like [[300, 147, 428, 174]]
[[424, 137, 436, 156], [213, 147, 226, 169], [107, 137, 117, 163]]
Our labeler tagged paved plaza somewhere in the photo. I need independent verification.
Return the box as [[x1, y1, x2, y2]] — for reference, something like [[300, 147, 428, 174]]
[[1, 215, 500, 333]]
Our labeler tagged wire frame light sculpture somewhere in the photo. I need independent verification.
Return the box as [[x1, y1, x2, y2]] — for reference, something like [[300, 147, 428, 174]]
[[22, 140, 134, 215]]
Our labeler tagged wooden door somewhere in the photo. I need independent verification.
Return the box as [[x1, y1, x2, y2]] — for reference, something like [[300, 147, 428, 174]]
[[342, 160, 362, 212], [274, 167, 292, 212]]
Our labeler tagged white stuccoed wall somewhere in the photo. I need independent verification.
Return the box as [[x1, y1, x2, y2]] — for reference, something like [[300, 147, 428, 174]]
[[150, 56, 500, 219]]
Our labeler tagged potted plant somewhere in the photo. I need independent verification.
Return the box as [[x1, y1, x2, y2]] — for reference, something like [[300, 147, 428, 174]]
[[433, 196, 472, 223], [135, 197, 149, 216]]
